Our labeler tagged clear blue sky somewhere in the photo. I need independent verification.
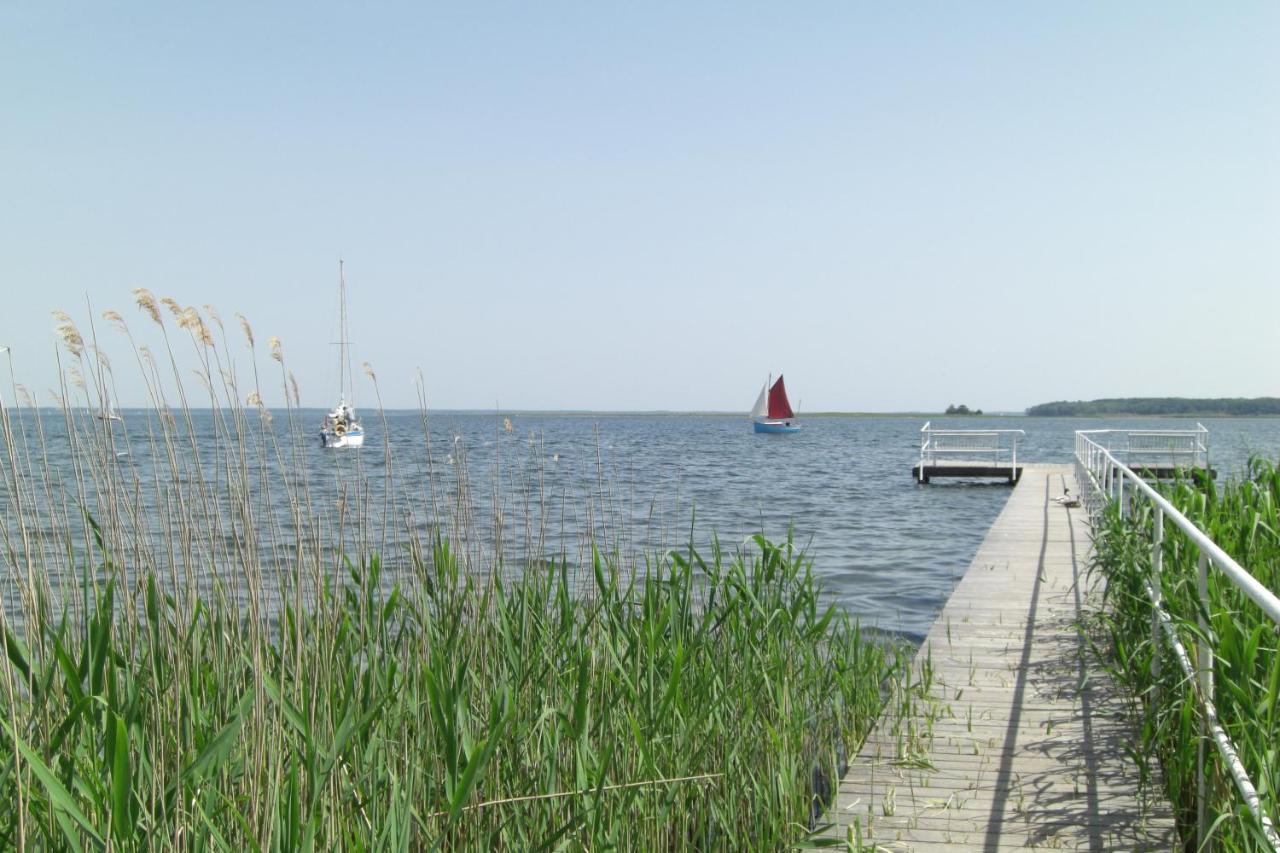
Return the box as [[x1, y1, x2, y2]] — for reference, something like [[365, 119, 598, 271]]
[[2, 2, 1277, 411]]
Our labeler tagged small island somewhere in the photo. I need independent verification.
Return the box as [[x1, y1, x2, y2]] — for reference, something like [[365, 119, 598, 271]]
[[1026, 397, 1280, 417], [945, 403, 984, 415]]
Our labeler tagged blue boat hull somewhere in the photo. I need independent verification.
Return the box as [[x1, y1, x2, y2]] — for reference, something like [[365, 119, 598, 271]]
[[753, 420, 801, 434]]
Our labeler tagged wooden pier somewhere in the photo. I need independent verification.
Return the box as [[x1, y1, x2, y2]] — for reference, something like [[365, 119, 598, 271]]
[[820, 463, 1176, 850]]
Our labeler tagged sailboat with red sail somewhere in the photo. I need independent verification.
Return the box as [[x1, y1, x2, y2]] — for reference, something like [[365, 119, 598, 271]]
[[750, 374, 801, 433]]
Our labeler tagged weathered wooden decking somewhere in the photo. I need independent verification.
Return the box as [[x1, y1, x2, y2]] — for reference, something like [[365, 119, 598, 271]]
[[821, 463, 1177, 851]]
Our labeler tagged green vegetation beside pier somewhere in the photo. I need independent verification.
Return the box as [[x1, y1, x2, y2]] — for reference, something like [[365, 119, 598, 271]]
[[1089, 459, 1280, 849]]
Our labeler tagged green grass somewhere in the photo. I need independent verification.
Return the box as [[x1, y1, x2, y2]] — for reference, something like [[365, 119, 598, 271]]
[[1089, 458, 1280, 851], [0, 297, 903, 849], [1, 531, 900, 850]]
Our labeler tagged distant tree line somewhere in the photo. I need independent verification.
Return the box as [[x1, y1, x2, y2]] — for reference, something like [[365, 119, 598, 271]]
[[1026, 398, 1280, 417], [945, 404, 983, 415]]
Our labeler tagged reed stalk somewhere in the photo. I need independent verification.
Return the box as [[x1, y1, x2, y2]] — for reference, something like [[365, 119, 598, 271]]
[[0, 300, 901, 849]]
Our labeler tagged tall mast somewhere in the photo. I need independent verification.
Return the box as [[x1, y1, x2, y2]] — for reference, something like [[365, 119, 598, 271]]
[[338, 259, 349, 402]]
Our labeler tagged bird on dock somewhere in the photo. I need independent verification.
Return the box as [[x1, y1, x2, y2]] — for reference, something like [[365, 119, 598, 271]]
[[1053, 486, 1081, 508]]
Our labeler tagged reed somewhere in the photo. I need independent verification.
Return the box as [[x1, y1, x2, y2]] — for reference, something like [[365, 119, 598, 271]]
[[0, 300, 902, 849], [1089, 459, 1280, 851]]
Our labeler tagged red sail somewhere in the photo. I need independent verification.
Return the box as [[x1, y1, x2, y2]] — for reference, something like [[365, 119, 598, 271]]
[[767, 376, 794, 419]]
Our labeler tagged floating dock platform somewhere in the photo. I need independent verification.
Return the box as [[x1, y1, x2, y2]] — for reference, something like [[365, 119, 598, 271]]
[[916, 424, 1025, 485], [912, 462, 1023, 485]]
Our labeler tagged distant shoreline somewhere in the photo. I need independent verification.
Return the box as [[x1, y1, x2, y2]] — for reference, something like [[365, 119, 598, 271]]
[[1027, 397, 1280, 417]]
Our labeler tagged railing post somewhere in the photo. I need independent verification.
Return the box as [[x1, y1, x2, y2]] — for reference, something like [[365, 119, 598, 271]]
[[1197, 550, 1213, 852], [1150, 508, 1163, 697], [1089, 444, 1097, 498]]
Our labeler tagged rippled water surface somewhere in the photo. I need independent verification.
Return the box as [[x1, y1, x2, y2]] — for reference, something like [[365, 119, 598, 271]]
[[6, 411, 1280, 641]]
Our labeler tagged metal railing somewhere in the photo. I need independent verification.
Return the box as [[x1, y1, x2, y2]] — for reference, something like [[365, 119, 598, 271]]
[[918, 422, 1024, 483], [1076, 423, 1209, 472], [1075, 429, 1280, 852]]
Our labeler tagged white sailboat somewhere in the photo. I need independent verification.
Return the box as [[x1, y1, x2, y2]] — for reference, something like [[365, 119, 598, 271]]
[[320, 260, 365, 449], [94, 403, 123, 422]]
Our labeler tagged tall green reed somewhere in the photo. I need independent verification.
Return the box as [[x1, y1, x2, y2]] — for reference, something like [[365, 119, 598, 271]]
[[1090, 458, 1280, 851], [0, 298, 901, 849]]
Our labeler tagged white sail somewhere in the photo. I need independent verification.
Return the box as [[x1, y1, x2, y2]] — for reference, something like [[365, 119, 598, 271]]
[[750, 379, 769, 420]]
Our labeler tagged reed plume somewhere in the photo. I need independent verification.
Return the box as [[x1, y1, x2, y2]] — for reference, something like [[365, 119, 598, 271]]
[[133, 287, 162, 325], [236, 312, 255, 348], [52, 311, 84, 356]]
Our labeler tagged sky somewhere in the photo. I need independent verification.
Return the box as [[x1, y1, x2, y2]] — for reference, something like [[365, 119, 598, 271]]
[[2, 2, 1277, 412]]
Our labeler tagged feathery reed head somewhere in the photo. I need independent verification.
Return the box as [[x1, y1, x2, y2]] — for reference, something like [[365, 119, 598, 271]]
[[235, 313, 255, 348], [268, 336, 282, 362], [247, 390, 273, 422], [288, 372, 300, 407], [177, 306, 215, 346], [160, 297, 183, 319], [52, 311, 85, 357], [362, 361, 375, 381], [102, 309, 127, 333], [133, 288, 162, 325], [203, 304, 223, 330]]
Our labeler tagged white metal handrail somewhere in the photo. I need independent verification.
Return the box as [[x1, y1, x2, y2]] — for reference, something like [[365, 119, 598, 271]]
[[1076, 423, 1210, 471], [1075, 429, 1280, 852], [918, 422, 1024, 483]]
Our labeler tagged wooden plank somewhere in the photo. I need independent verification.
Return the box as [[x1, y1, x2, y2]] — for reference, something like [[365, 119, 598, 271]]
[[818, 464, 1177, 850]]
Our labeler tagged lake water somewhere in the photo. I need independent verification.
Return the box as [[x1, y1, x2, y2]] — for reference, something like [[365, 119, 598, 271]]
[[5, 411, 1280, 641]]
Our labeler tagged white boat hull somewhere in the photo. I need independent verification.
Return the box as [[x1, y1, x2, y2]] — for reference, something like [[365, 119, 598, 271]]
[[322, 428, 364, 449]]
